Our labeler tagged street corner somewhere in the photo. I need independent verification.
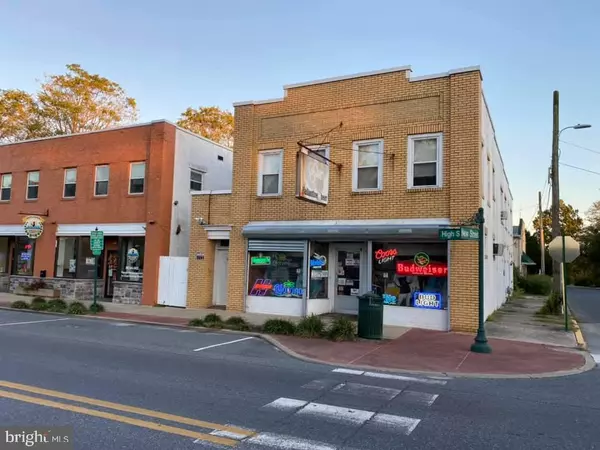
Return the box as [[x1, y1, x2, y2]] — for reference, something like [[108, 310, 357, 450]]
[[570, 316, 588, 350]]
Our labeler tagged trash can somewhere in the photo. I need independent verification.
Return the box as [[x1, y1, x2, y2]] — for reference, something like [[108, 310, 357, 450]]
[[357, 292, 384, 340]]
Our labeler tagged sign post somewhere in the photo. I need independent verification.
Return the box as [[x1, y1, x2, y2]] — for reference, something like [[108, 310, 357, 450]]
[[90, 228, 104, 312], [548, 235, 580, 331]]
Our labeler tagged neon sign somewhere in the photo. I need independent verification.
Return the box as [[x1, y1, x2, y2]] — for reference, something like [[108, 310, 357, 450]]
[[375, 248, 398, 264], [412, 292, 443, 309], [273, 280, 304, 298], [251, 256, 271, 266], [396, 262, 448, 276], [250, 279, 272, 295], [382, 293, 398, 305], [310, 253, 327, 268]]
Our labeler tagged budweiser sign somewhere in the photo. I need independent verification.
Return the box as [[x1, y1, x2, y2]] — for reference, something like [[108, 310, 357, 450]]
[[396, 262, 448, 276]]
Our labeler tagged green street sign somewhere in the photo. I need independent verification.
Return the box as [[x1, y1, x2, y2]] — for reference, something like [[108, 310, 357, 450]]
[[90, 230, 104, 255], [439, 227, 479, 241], [439, 228, 461, 240], [460, 227, 479, 240]]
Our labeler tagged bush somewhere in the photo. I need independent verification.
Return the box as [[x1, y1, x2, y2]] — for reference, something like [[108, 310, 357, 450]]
[[327, 317, 356, 341], [539, 291, 562, 315], [203, 313, 223, 328], [224, 316, 250, 331], [30, 297, 48, 311], [89, 303, 105, 313], [10, 300, 29, 309], [296, 314, 325, 338], [522, 275, 552, 296], [262, 319, 296, 335], [573, 274, 597, 287], [67, 302, 88, 315], [188, 318, 204, 327], [47, 299, 68, 313]]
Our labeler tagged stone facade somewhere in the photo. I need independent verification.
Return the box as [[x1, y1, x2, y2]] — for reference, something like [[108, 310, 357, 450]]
[[0, 275, 9, 293], [113, 281, 143, 305], [9, 276, 105, 301]]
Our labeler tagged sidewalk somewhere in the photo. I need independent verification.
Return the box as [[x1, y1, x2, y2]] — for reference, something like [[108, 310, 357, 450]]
[[0, 292, 590, 378]]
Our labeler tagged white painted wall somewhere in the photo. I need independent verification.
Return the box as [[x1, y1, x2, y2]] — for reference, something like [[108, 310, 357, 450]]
[[383, 306, 448, 331], [246, 296, 304, 316], [481, 93, 514, 319], [170, 128, 233, 257]]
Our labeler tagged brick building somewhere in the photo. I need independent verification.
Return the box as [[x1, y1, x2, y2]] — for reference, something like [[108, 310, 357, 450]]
[[187, 65, 513, 332], [0, 120, 232, 305]]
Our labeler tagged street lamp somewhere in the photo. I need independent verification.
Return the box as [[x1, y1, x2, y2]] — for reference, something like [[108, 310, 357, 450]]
[[560, 124, 592, 135]]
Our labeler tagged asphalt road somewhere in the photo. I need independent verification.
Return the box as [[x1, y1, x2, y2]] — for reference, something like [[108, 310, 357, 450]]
[[569, 286, 600, 361], [1, 309, 600, 449]]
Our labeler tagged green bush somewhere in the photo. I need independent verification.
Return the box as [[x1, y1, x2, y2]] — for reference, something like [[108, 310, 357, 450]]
[[203, 313, 223, 328], [224, 316, 250, 331], [522, 274, 552, 295], [89, 303, 105, 313], [262, 319, 296, 335], [296, 314, 325, 338], [10, 300, 29, 309], [188, 318, 204, 327], [67, 302, 88, 315], [47, 299, 68, 313], [539, 291, 562, 315], [327, 317, 356, 341], [30, 297, 48, 311]]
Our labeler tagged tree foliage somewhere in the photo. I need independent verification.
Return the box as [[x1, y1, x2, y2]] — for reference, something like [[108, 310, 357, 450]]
[[532, 200, 584, 241], [176, 106, 234, 147], [0, 64, 138, 143]]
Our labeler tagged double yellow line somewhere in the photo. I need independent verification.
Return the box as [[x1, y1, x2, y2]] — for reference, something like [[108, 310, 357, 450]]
[[0, 380, 254, 446]]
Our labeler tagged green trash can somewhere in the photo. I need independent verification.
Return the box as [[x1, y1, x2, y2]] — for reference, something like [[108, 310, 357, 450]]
[[357, 292, 384, 340]]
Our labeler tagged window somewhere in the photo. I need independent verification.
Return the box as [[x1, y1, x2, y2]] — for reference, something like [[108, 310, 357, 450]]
[[257, 150, 283, 196], [190, 169, 204, 191], [55, 237, 103, 278], [408, 133, 443, 188], [129, 162, 145, 194], [120, 237, 144, 282], [1, 174, 11, 201], [63, 168, 77, 198], [247, 251, 305, 297], [353, 139, 383, 191], [95, 165, 109, 196], [26, 171, 39, 200], [309, 242, 329, 299], [13, 237, 35, 276]]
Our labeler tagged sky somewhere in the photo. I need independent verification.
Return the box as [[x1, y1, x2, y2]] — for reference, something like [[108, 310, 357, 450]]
[[1, 0, 599, 229]]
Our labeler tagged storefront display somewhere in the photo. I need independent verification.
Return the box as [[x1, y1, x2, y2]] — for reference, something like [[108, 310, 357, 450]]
[[120, 237, 144, 282], [247, 251, 305, 298], [308, 242, 329, 299], [13, 237, 35, 276]]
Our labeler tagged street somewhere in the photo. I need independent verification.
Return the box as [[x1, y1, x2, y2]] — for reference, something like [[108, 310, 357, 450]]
[[569, 286, 600, 362], [1, 309, 600, 449]]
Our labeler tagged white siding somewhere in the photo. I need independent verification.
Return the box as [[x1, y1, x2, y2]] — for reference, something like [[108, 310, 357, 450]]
[[169, 129, 233, 257]]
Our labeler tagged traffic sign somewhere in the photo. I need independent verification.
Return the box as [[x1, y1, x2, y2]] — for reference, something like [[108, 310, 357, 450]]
[[548, 235, 580, 263], [90, 230, 104, 256], [439, 227, 479, 241]]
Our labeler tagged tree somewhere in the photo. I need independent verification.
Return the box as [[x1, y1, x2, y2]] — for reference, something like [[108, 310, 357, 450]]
[[176, 106, 234, 147], [532, 200, 584, 242], [0, 89, 46, 142], [586, 200, 600, 226]]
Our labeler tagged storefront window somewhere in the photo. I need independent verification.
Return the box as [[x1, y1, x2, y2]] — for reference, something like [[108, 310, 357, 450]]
[[14, 237, 35, 276], [247, 251, 305, 298], [309, 242, 329, 299], [0, 237, 9, 274], [371, 243, 448, 310], [120, 237, 144, 282], [56, 237, 77, 278], [55, 237, 103, 278]]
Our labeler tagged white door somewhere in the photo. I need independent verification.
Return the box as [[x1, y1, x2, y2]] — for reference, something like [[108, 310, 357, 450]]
[[212, 248, 229, 306], [157, 256, 188, 307], [333, 245, 362, 314]]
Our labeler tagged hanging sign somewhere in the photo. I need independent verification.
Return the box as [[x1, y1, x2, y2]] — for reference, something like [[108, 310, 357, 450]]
[[22, 215, 44, 239]]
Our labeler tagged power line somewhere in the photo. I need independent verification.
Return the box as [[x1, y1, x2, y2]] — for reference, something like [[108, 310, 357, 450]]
[[560, 162, 600, 176], [560, 139, 600, 156]]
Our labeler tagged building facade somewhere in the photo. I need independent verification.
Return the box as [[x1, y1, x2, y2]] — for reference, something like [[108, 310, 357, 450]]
[[0, 120, 232, 305], [187, 65, 513, 332]]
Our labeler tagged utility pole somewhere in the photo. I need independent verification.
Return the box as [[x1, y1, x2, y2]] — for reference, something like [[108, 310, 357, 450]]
[[551, 90, 561, 294], [538, 191, 545, 275]]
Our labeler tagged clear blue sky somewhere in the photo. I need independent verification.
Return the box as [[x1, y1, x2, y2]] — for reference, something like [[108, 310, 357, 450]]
[[2, 0, 599, 228]]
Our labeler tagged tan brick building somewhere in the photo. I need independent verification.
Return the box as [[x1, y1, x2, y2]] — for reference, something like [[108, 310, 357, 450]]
[[187, 65, 513, 332]]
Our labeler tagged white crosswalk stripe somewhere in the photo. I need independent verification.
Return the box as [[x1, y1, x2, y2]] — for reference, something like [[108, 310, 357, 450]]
[[331, 367, 449, 385], [244, 433, 337, 449], [331, 382, 401, 400]]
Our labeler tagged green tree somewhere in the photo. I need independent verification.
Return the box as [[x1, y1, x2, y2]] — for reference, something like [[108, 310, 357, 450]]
[[533, 200, 584, 242], [586, 200, 600, 227], [0, 89, 46, 142], [176, 106, 234, 147]]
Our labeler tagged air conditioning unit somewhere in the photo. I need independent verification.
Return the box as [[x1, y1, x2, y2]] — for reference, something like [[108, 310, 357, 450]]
[[500, 211, 508, 221], [493, 243, 505, 256]]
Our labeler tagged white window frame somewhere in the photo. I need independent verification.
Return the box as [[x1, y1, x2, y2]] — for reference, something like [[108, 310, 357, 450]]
[[1, 173, 12, 201], [190, 168, 205, 192], [63, 168, 77, 199], [257, 149, 283, 197], [407, 133, 443, 189], [26, 171, 40, 200], [128, 162, 146, 195], [352, 139, 384, 192], [94, 165, 110, 197]]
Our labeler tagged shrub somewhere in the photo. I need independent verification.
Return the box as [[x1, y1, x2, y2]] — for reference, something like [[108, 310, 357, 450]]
[[47, 299, 68, 313], [188, 318, 204, 327], [539, 291, 562, 315], [327, 317, 356, 341], [89, 303, 105, 313], [67, 302, 88, 315], [262, 319, 296, 335], [30, 297, 48, 311], [203, 313, 223, 328], [522, 275, 552, 296], [296, 314, 325, 338], [10, 300, 29, 309], [224, 316, 250, 331]]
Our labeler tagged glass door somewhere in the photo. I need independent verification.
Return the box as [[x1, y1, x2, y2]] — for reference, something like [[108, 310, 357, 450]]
[[333, 246, 362, 314]]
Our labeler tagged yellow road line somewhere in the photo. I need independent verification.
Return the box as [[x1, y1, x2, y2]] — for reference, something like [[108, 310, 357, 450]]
[[0, 388, 238, 446], [0, 380, 253, 437]]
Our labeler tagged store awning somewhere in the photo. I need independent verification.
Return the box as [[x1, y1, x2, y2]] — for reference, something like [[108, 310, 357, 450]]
[[521, 253, 536, 265], [242, 219, 451, 240], [57, 223, 146, 236]]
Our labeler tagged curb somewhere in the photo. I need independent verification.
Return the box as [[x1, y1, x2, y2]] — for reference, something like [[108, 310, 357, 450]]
[[1, 306, 595, 380], [569, 311, 588, 350]]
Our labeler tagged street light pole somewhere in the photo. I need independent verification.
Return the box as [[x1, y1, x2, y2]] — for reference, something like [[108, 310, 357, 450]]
[[471, 207, 491, 354]]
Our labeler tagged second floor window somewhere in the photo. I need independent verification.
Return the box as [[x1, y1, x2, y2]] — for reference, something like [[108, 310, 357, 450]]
[[190, 168, 204, 191], [129, 162, 146, 194], [408, 133, 443, 188], [258, 150, 283, 196], [26, 171, 39, 200], [1, 174, 11, 201], [95, 165, 109, 196], [64, 168, 77, 198], [353, 140, 383, 191]]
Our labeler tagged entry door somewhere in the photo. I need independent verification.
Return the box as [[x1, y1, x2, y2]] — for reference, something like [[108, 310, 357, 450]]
[[333, 246, 362, 314], [212, 248, 229, 306], [104, 250, 119, 298]]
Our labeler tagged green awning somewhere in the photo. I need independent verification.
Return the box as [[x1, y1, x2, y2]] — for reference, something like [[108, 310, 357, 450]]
[[521, 253, 536, 265]]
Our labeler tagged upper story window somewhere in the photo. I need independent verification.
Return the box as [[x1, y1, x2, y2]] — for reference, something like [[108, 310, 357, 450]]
[[26, 171, 39, 200], [353, 139, 383, 191], [94, 165, 109, 196], [129, 162, 146, 194], [257, 150, 283, 196], [190, 168, 204, 191], [1, 174, 11, 201], [408, 133, 443, 189], [64, 168, 77, 198]]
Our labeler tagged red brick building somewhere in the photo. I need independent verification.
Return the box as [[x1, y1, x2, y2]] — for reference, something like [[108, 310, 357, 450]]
[[0, 120, 232, 305]]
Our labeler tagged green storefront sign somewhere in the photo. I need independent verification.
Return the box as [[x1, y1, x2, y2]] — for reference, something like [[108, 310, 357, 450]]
[[251, 256, 271, 266], [439, 227, 479, 241]]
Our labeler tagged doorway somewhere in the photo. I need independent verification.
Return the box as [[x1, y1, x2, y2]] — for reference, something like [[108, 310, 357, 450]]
[[212, 246, 229, 306], [104, 250, 119, 298], [333, 245, 363, 314]]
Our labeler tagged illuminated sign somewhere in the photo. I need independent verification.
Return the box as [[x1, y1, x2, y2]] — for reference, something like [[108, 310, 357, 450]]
[[273, 280, 305, 298], [413, 292, 443, 309], [375, 248, 398, 264], [251, 256, 271, 266], [396, 262, 448, 276], [382, 293, 398, 305], [250, 279, 273, 296], [310, 253, 327, 268], [413, 252, 430, 267]]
